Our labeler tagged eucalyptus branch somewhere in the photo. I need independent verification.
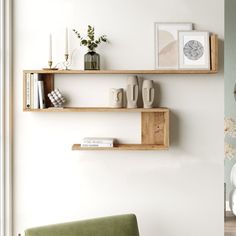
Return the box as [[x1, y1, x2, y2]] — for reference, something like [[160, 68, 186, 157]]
[[73, 25, 108, 51]]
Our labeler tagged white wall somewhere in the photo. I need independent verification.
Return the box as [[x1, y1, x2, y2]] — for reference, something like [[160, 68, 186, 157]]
[[13, 0, 224, 236]]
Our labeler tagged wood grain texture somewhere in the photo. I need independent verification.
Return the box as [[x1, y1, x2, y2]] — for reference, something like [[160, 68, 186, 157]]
[[23, 107, 169, 113], [23, 69, 217, 75], [141, 112, 166, 145], [41, 73, 54, 108], [210, 34, 218, 72], [72, 144, 168, 150]]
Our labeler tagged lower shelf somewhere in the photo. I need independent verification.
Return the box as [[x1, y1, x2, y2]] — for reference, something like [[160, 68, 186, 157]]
[[72, 144, 168, 151]]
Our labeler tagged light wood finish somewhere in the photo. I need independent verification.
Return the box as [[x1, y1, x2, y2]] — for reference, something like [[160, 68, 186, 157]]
[[72, 144, 168, 150], [225, 211, 236, 234], [211, 34, 218, 72], [23, 107, 169, 113], [23, 69, 217, 74], [142, 112, 165, 145], [41, 73, 54, 107]]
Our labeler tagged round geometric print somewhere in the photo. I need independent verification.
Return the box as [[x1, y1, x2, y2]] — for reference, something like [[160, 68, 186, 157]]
[[183, 40, 204, 60]]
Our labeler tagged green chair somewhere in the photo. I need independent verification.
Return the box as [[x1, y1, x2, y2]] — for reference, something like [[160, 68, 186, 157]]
[[25, 214, 139, 236]]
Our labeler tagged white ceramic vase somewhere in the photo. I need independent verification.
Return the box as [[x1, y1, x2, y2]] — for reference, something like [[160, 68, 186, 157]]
[[142, 80, 155, 108], [126, 76, 139, 108], [109, 88, 123, 108], [230, 163, 236, 215]]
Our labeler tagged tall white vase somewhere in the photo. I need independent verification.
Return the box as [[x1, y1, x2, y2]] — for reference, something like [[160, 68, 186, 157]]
[[126, 76, 139, 108], [142, 80, 155, 108], [230, 163, 236, 215]]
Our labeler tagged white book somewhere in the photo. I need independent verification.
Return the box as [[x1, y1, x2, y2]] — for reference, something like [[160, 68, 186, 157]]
[[26, 73, 31, 108], [38, 81, 46, 109], [81, 143, 113, 148], [30, 73, 34, 108], [33, 73, 39, 109], [82, 137, 114, 144]]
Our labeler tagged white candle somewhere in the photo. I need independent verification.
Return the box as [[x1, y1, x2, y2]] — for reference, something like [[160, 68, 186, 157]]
[[65, 28, 68, 55], [49, 34, 52, 61]]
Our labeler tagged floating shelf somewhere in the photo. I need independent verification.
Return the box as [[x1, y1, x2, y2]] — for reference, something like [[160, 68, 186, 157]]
[[23, 107, 169, 113], [72, 109, 170, 151], [72, 144, 168, 151], [23, 69, 217, 74]]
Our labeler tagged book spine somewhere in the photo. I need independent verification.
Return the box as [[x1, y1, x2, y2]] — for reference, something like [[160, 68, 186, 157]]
[[33, 73, 39, 109], [81, 143, 113, 148], [83, 140, 114, 144], [26, 73, 31, 108], [82, 138, 114, 144], [38, 81, 46, 109], [30, 73, 34, 108]]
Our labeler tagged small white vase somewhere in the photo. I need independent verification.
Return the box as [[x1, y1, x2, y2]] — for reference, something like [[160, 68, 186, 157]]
[[231, 163, 236, 188], [109, 88, 123, 108], [230, 189, 236, 215], [126, 76, 139, 108], [229, 163, 236, 215], [142, 80, 155, 108]]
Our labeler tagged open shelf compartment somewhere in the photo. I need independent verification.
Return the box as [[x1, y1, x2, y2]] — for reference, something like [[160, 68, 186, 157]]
[[72, 109, 170, 151]]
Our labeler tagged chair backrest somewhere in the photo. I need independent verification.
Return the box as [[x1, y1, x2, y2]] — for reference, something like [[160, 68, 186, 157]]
[[25, 214, 139, 236]]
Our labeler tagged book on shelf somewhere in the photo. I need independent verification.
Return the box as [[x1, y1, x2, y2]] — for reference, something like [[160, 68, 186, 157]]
[[38, 80, 46, 109], [82, 137, 114, 144], [26, 73, 31, 108], [33, 73, 39, 109], [25, 73, 45, 109], [81, 143, 113, 148]]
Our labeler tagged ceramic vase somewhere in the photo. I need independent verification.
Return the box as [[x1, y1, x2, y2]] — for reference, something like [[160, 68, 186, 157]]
[[109, 88, 123, 108], [142, 80, 155, 108], [126, 76, 139, 108], [230, 163, 236, 215]]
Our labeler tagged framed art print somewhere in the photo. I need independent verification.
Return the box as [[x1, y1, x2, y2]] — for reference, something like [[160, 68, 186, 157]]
[[155, 22, 193, 69], [178, 31, 210, 70]]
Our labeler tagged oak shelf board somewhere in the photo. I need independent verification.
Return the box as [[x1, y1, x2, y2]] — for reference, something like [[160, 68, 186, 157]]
[[23, 69, 217, 75], [23, 107, 169, 113], [72, 144, 169, 151]]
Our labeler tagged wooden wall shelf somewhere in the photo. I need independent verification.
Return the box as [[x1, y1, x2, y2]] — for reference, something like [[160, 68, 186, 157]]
[[72, 144, 168, 151], [23, 107, 169, 113], [22, 34, 218, 150], [23, 69, 217, 74], [72, 109, 170, 151]]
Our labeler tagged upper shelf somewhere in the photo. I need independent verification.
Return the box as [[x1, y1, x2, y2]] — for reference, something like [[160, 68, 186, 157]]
[[23, 69, 217, 75], [23, 34, 219, 75]]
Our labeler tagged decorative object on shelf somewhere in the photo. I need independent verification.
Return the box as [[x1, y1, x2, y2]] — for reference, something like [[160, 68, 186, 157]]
[[142, 80, 155, 108], [127, 76, 139, 108], [178, 31, 210, 70], [81, 137, 114, 148], [109, 88, 123, 108], [43, 34, 58, 70], [73, 25, 108, 70], [64, 27, 70, 70], [155, 22, 193, 69], [48, 89, 66, 108]]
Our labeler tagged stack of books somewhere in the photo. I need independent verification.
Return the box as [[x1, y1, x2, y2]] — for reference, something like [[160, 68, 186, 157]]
[[25, 73, 45, 109], [81, 137, 114, 148]]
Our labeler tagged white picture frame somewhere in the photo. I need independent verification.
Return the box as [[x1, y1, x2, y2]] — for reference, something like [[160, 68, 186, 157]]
[[178, 31, 210, 70], [155, 22, 193, 69]]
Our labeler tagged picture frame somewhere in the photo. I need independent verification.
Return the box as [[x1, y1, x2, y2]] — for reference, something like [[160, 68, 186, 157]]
[[178, 31, 210, 70], [155, 22, 193, 69]]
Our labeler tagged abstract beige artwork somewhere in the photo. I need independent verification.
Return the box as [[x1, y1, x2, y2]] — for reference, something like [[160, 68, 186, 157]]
[[155, 23, 193, 69]]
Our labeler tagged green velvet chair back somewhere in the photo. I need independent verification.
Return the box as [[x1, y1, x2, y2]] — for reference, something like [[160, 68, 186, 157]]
[[25, 214, 139, 236]]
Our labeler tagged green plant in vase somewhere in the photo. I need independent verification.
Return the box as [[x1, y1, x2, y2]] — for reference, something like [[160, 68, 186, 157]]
[[73, 25, 108, 70]]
